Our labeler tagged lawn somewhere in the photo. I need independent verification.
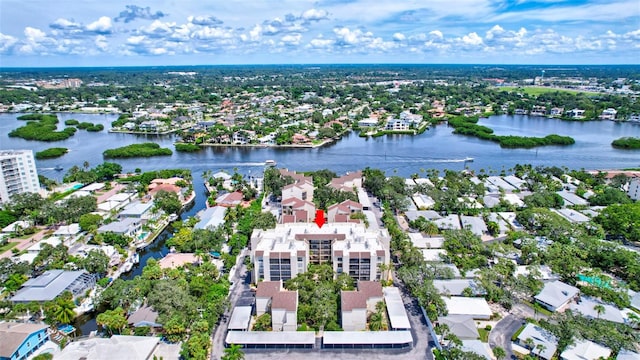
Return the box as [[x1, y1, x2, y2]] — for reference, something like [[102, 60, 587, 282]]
[[497, 86, 599, 96], [0, 241, 18, 254], [478, 328, 489, 342]]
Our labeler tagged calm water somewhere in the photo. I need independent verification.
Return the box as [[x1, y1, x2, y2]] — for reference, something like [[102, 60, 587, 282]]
[[2, 112, 639, 333]]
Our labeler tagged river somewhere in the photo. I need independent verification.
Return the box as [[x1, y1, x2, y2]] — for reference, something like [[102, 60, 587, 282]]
[[1, 112, 639, 334]]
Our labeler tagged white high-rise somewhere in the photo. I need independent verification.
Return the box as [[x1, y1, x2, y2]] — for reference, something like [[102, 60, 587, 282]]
[[0, 150, 40, 204]]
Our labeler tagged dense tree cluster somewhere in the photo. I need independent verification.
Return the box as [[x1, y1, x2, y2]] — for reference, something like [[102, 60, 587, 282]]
[[103, 142, 173, 158]]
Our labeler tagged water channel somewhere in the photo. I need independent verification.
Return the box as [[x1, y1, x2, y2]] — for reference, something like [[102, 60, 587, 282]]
[[1, 112, 639, 334]]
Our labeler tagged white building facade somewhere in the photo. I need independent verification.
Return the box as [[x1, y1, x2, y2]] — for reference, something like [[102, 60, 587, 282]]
[[0, 150, 40, 204]]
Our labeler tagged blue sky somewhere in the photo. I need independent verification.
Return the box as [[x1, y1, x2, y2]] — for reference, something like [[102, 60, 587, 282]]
[[0, 0, 638, 67]]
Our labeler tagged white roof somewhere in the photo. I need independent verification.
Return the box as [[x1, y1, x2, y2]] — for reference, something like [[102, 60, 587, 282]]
[[120, 201, 154, 217], [461, 339, 493, 359], [561, 339, 611, 360], [28, 237, 62, 253], [443, 297, 492, 319], [617, 349, 640, 360], [553, 208, 590, 223], [228, 306, 252, 331], [65, 190, 93, 199], [194, 206, 227, 230], [56, 335, 159, 360], [383, 287, 411, 330], [569, 297, 626, 323], [433, 279, 484, 296], [2, 221, 31, 233], [534, 280, 579, 310], [422, 249, 446, 262], [407, 233, 443, 249], [225, 331, 315, 345], [414, 178, 434, 186], [54, 224, 81, 236], [514, 265, 558, 281], [517, 323, 558, 360], [106, 193, 132, 202], [81, 183, 106, 192], [323, 331, 412, 345], [556, 191, 588, 206], [460, 216, 487, 236], [433, 214, 461, 230]]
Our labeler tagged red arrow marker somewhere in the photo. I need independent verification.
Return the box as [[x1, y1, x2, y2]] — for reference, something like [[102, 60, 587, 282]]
[[314, 210, 325, 228]]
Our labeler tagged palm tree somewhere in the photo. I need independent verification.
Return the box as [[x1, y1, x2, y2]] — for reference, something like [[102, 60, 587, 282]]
[[222, 344, 245, 360], [523, 337, 535, 350], [369, 312, 383, 331], [52, 297, 76, 324], [493, 346, 506, 360], [535, 343, 547, 357], [593, 304, 605, 319]]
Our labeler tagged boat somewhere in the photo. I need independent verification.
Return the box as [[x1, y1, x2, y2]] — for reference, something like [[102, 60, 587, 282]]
[[132, 252, 140, 264], [122, 258, 133, 272], [54, 165, 63, 171], [265, 160, 277, 167], [168, 213, 179, 222], [464, 157, 474, 162]]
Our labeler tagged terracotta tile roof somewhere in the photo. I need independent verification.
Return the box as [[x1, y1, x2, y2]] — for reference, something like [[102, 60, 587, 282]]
[[256, 281, 282, 298], [271, 290, 298, 312], [341, 290, 367, 312]]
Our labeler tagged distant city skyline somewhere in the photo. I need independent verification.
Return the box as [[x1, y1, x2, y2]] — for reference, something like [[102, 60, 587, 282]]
[[0, 0, 638, 67]]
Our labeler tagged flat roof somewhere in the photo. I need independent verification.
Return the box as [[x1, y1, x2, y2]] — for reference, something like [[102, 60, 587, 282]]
[[228, 306, 253, 331], [443, 297, 492, 319], [383, 287, 411, 330], [225, 331, 315, 345], [81, 183, 105, 192], [323, 331, 412, 345]]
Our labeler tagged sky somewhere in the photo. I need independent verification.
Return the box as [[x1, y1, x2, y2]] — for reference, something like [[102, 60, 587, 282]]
[[0, 0, 638, 67]]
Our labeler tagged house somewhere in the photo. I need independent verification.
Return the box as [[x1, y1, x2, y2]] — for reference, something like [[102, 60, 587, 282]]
[[271, 290, 298, 331], [550, 107, 564, 117], [412, 194, 435, 209], [194, 206, 227, 230], [460, 216, 488, 237], [53, 224, 82, 241], [357, 118, 378, 128], [97, 218, 142, 238], [214, 191, 244, 207], [407, 233, 444, 249], [437, 316, 479, 340], [433, 215, 461, 230], [255, 281, 283, 316], [534, 280, 579, 312], [340, 281, 384, 331], [515, 323, 558, 360], [569, 296, 626, 323], [329, 171, 362, 192], [443, 297, 492, 319], [327, 200, 363, 223], [461, 339, 494, 359], [628, 178, 640, 201], [56, 335, 160, 360], [148, 183, 183, 202], [599, 108, 618, 120], [281, 197, 316, 223], [566, 108, 586, 119], [11, 270, 96, 303], [157, 253, 200, 270], [127, 304, 162, 328], [385, 118, 410, 131], [560, 339, 611, 360], [617, 349, 640, 360], [281, 180, 314, 202], [433, 279, 485, 296], [0, 322, 50, 360], [1, 221, 31, 235]]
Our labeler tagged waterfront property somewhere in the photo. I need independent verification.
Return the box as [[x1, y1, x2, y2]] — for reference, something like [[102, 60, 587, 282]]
[[10, 270, 96, 303], [0, 322, 50, 360], [56, 335, 160, 360]]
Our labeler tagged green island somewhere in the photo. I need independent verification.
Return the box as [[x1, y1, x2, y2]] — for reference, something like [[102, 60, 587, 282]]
[[64, 119, 79, 125], [612, 137, 640, 149], [34, 147, 69, 159], [76, 122, 104, 132], [9, 114, 77, 141], [174, 143, 202, 152], [103, 142, 173, 158], [448, 115, 575, 148]]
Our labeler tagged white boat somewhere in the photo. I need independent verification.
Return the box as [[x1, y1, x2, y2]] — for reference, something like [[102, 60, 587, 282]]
[[265, 160, 277, 167], [122, 261, 133, 272], [168, 213, 179, 222], [132, 253, 140, 264], [464, 157, 474, 162]]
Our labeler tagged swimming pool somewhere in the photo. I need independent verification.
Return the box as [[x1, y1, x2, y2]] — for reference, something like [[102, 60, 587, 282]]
[[58, 324, 76, 334]]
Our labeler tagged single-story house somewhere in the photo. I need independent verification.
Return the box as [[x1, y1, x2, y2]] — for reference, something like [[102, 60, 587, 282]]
[[194, 206, 227, 230], [56, 335, 160, 360], [534, 280, 579, 312], [560, 339, 611, 360], [11, 270, 96, 303], [97, 218, 141, 238], [127, 304, 162, 328], [443, 297, 492, 320], [433, 279, 485, 296], [461, 339, 493, 359], [515, 323, 558, 360], [437, 316, 479, 340]]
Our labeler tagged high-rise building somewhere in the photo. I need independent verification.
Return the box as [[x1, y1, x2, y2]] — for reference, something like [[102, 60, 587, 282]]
[[0, 150, 40, 204], [251, 223, 390, 282]]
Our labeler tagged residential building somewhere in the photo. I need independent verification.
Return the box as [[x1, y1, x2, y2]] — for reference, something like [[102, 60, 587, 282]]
[[560, 339, 611, 360], [97, 217, 142, 238], [254, 281, 298, 331], [251, 223, 390, 282], [0, 150, 40, 204], [56, 335, 160, 360], [443, 297, 492, 319], [158, 253, 201, 270], [599, 108, 618, 120], [0, 322, 49, 360], [119, 201, 158, 222], [433, 279, 485, 296], [566, 108, 586, 119], [194, 206, 227, 230], [534, 280, 579, 312], [437, 316, 479, 340], [281, 180, 314, 202], [11, 270, 96, 303], [385, 118, 410, 131], [515, 323, 558, 360], [127, 304, 162, 329], [328, 171, 362, 193], [327, 199, 363, 223], [340, 281, 383, 331], [281, 197, 315, 223], [214, 191, 243, 207]]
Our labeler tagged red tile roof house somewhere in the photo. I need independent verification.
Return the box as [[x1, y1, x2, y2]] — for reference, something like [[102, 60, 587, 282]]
[[281, 180, 314, 203], [329, 171, 363, 193], [340, 281, 384, 331], [292, 133, 311, 144], [281, 197, 316, 223], [328, 199, 363, 223], [214, 191, 244, 207]]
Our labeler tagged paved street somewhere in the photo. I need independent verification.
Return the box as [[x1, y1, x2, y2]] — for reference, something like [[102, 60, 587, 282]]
[[488, 303, 537, 360]]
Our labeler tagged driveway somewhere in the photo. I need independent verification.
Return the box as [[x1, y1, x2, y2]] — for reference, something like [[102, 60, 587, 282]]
[[488, 314, 525, 360]]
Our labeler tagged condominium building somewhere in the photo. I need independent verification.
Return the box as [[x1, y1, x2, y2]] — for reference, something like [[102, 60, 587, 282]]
[[251, 223, 390, 282], [0, 150, 40, 204]]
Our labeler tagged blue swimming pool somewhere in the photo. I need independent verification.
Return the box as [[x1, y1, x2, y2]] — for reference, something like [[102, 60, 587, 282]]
[[58, 324, 76, 334]]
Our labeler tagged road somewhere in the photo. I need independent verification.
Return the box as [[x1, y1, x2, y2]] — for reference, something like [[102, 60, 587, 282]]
[[488, 303, 537, 360], [211, 248, 250, 360]]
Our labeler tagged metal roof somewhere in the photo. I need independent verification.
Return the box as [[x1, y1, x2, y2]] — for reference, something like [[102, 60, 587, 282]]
[[225, 331, 315, 345], [383, 287, 411, 330], [323, 331, 412, 345], [228, 306, 252, 331], [11, 270, 93, 302], [194, 206, 227, 230]]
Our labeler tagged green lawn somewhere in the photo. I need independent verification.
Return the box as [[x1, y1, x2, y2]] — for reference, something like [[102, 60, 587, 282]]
[[478, 328, 489, 342], [497, 86, 599, 96], [0, 241, 18, 254]]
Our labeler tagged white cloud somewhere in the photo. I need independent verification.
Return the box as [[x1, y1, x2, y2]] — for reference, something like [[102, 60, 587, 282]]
[[307, 37, 334, 49], [95, 35, 108, 51], [188, 15, 224, 26], [281, 33, 302, 45], [50, 18, 82, 30], [0, 33, 18, 53], [192, 26, 235, 40], [301, 8, 329, 22], [86, 16, 113, 34], [460, 32, 483, 46], [140, 20, 175, 38], [393, 33, 405, 41]]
